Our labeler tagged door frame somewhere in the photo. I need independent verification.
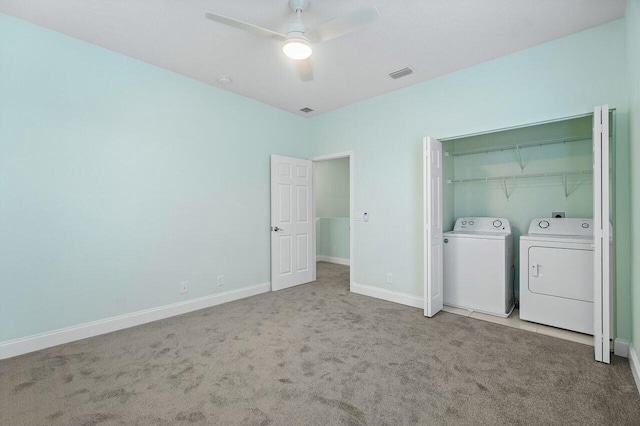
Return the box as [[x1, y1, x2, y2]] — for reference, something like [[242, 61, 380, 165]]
[[309, 151, 354, 290]]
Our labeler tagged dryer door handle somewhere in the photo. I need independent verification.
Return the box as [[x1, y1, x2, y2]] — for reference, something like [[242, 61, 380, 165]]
[[531, 264, 539, 277]]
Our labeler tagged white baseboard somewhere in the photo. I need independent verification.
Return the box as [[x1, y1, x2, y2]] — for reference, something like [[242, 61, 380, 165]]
[[614, 338, 629, 358], [351, 282, 423, 309], [316, 255, 350, 266], [0, 282, 271, 360], [630, 344, 640, 396]]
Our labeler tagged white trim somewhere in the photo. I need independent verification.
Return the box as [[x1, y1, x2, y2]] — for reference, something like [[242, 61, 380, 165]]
[[614, 338, 629, 358], [309, 151, 352, 162], [438, 110, 598, 142], [0, 282, 270, 360], [310, 150, 354, 292], [311, 161, 317, 282], [316, 255, 350, 266], [349, 153, 354, 292], [629, 344, 640, 395], [351, 282, 423, 309]]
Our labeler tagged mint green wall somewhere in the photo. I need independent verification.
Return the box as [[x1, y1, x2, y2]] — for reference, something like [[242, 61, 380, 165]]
[[626, 0, 640, 354], [0, 14, 310, 343], [310, 19, 632, 340], [447, 116, 594, 298], [315, 158, 350, 260], [316, 218, 350, 259]]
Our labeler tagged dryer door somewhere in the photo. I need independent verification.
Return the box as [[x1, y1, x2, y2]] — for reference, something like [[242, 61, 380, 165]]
[[528, 246, 594, 302]]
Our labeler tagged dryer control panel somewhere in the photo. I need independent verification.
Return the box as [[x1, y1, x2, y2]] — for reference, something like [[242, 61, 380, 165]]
[[527, 218, 593, 236], [453, 217, 511, 234]]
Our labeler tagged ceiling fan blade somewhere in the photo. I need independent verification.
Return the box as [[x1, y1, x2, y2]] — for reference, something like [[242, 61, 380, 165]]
[[204, 12, 287, 41], [296, 58, 314, 82], [307, 6, 380, 44]]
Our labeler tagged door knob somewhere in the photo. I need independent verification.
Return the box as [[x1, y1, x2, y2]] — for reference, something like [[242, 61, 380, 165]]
[[271, 226, 285, 232]]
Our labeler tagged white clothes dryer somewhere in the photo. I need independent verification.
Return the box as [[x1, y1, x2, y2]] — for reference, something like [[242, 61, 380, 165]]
[[519, 218, 594, 334]]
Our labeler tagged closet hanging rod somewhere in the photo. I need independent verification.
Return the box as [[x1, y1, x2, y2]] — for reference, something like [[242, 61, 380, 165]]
[[447, 134, 591, 157], [447, 170, 592, 184]]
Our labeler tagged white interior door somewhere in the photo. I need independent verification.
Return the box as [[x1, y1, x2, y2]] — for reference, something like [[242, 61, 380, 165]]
[[424, 137, 444, 317], [593, 105, 611, 363], [271, 155, 314, 291]]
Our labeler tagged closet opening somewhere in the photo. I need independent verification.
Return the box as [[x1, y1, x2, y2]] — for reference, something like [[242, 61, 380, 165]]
[[424, 107, 616, 363]]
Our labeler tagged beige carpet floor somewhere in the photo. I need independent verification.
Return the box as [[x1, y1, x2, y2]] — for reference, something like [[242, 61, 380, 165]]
[[1, 262, 639, 425]]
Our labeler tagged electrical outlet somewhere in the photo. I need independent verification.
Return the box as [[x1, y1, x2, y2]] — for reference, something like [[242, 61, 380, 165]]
[[386, 273, 393, 284], [332, 246, 336, 255], [179, 281, 189, 294], [217, 275, 224, 286], [552, 211, 565, 218]]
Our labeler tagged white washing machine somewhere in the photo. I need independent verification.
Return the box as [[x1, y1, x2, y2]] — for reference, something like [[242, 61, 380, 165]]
[[519, 218, 594, 335], [443, 217, 514, 317]]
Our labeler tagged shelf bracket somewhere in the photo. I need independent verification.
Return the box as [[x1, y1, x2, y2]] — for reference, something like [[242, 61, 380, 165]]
[[502, 178, 513, 201], [514, 145, 525, 171], [563, 173, 588, 199]]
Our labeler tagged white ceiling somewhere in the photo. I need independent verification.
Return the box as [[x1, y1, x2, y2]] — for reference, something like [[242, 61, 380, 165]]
[[0, 0, 626, 117]]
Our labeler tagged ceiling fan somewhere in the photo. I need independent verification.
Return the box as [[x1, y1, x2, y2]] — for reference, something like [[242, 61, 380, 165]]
[[204, 0, 380, 82]]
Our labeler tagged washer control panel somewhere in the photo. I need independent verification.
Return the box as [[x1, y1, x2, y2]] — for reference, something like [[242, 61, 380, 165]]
[[453, 217, 511, 233], [527, 218, 593, 236]]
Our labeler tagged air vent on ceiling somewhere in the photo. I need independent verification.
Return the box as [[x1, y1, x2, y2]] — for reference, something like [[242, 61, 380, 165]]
[[389, 67, 414, 80], [300, 107, 314, 113]]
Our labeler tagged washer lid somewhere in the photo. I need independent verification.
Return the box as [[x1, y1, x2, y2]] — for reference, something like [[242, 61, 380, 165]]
[[444, 231, 510, 240]]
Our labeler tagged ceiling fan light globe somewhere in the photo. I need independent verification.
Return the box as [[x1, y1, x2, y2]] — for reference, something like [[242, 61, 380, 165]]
[[282, 38, 312, 60]]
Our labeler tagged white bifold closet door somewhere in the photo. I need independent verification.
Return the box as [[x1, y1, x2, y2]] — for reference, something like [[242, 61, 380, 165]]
[[423, 137, 444, 318], [271, 155, 314, 291], [593, 105, 611, 364]]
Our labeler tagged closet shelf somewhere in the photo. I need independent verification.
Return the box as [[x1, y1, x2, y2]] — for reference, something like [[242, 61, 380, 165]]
[[448, 170, 592, 200], [447, 170, 592, 184], [446, 134, 591, 157]]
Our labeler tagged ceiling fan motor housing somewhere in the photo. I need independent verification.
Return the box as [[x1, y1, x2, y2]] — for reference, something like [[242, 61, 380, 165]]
[[287, 21, 308, 38]]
